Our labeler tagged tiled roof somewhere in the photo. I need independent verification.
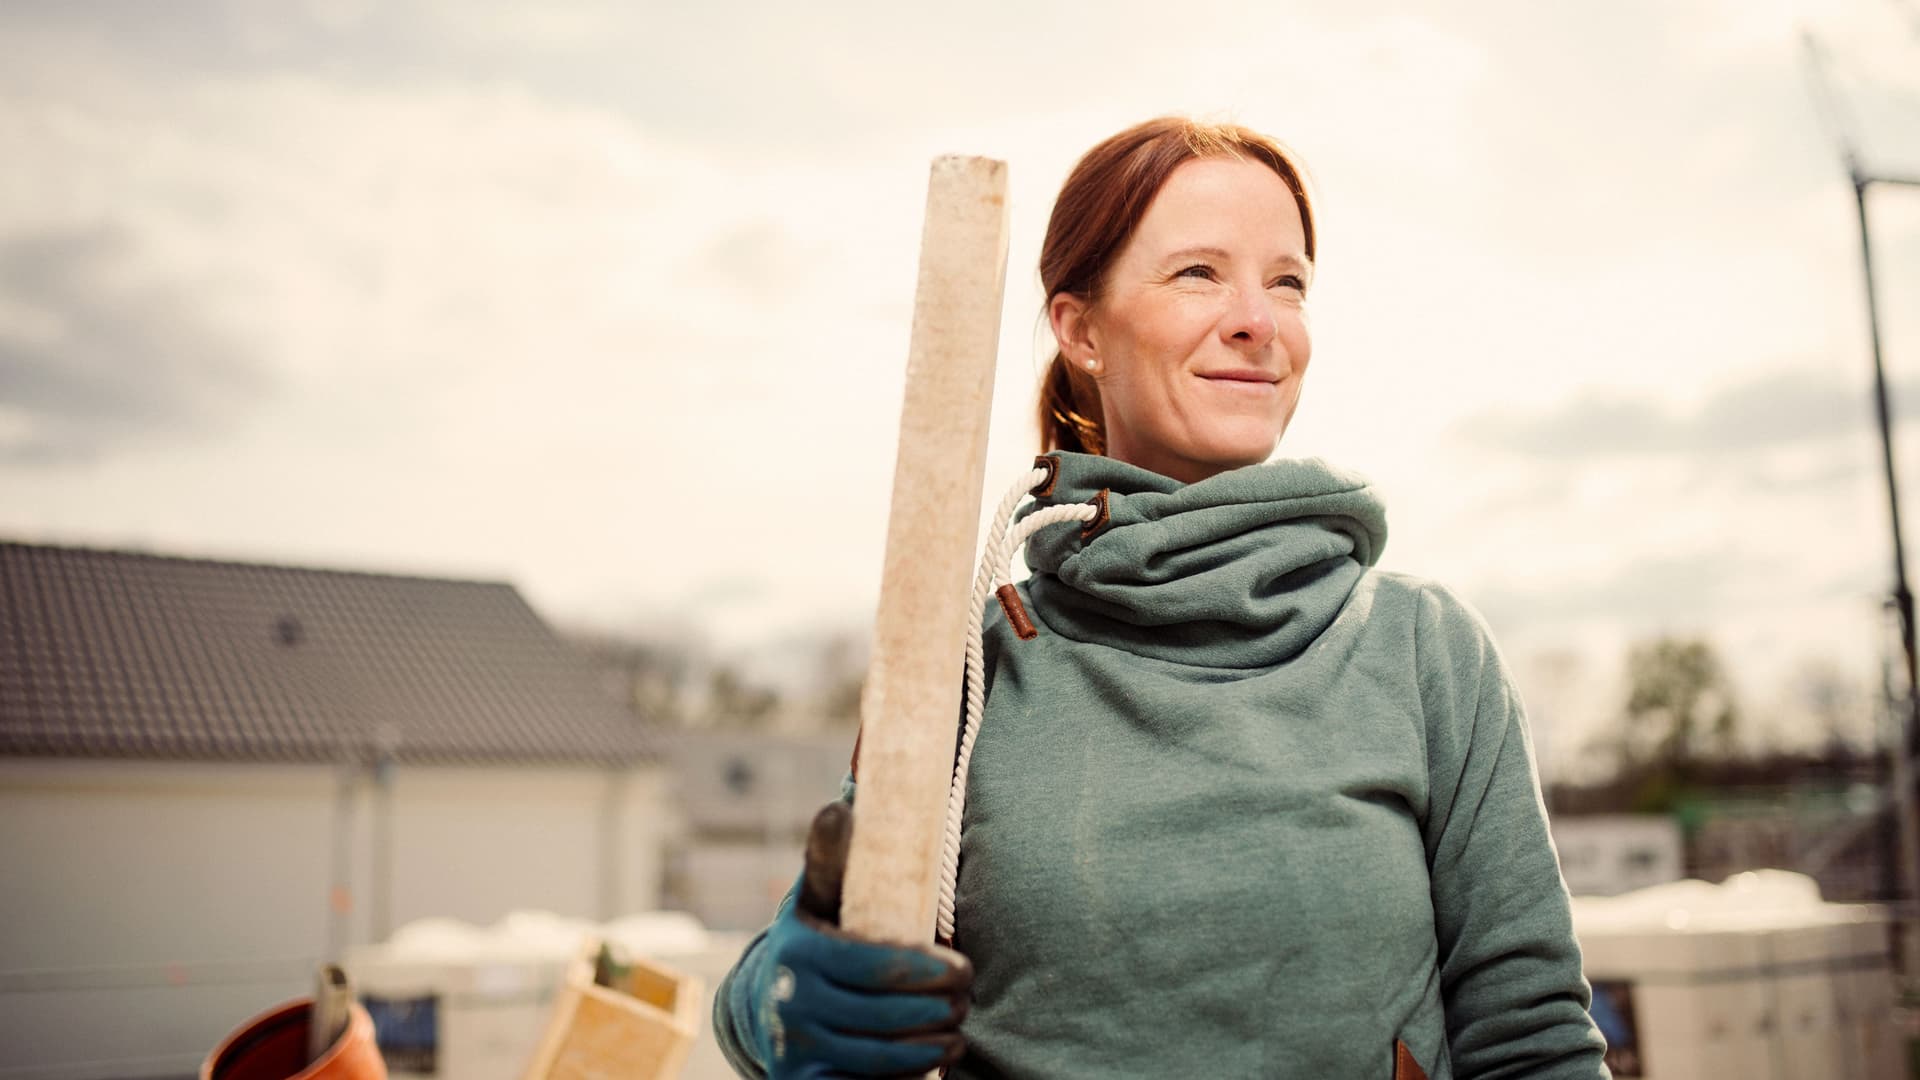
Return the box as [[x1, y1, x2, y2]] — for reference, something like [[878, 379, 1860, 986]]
[[0, 540, 649, 766]]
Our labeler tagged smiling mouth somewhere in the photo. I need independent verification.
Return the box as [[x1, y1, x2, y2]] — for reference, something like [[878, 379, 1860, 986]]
[[1197, 370, 1280, 389]]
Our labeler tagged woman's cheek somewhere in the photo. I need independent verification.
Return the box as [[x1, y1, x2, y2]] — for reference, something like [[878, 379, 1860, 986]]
[[1284, 320, 1312, 373]]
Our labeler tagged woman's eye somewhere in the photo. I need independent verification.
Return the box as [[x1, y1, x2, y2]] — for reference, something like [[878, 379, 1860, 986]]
[[1270, 274, 1305, 291], [1175, 264, 1216, 280]]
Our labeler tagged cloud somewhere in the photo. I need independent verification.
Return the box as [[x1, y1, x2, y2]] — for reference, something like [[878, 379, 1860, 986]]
[[0, 223, 269, 464], [692, 218, 821, 304], [1453, 367, 1919, 460], [1469, 549, 1758, 633], [1733, 454, 1869, 495]]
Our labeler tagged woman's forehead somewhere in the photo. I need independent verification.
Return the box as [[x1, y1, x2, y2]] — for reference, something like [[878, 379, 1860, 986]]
[[1131, 157, 1308, 260]]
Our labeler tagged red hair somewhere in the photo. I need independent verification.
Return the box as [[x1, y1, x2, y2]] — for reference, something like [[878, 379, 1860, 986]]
[[1036, 117, 1316, 455]]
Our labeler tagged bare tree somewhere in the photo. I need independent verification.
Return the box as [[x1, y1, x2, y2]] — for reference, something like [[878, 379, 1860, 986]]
[[1602, 636, 1742, 812]]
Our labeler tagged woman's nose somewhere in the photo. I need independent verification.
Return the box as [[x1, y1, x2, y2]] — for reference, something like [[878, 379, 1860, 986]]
[[1221, 287, 1277, 348]]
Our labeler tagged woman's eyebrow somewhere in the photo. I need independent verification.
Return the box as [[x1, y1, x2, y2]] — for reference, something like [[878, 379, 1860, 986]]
[[1164, 245, 1233, 263], [1162, 245, 1312, 269]]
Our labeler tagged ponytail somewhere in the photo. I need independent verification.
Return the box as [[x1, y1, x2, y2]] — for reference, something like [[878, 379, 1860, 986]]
[[1037, 350, 1105, 455]]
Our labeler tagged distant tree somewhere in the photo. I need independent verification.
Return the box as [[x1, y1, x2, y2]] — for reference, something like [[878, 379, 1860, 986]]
[[818, 673, 865, 731], [1613, 636, 1741, 812], [814, 630, 867, 732], [1790, 659, 1875, 755], [1621, 636, 1740, 763], [1548, 645, 1885, 822], [1516, 648, 1588, 785], [563, 626, 699, 726], [706, 665, 779, 729]]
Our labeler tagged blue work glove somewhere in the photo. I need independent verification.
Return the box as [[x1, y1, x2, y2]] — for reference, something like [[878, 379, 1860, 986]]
[[724, 802, 972, 1078]]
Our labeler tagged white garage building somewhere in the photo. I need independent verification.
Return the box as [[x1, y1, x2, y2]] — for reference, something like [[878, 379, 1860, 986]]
[[0, 540, 669, 1080]]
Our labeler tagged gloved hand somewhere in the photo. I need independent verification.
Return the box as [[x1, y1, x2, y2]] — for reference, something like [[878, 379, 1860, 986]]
[[730, 801, 972, 1078]]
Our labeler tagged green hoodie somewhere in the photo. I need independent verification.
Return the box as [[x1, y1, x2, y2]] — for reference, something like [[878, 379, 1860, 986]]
[[719, 452, 1608, 1079]]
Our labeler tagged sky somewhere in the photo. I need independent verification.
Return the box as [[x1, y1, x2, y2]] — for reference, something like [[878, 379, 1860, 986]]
[[2, 0, 1919, 776]]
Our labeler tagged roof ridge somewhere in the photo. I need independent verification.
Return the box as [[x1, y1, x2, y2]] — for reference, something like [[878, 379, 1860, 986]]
[[0, 537, 517, 591]]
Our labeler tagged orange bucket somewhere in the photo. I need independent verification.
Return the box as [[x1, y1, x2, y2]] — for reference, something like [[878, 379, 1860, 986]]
[[201, 997, 386, 1080]]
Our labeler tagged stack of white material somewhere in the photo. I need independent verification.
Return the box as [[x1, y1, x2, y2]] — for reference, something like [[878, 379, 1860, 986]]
[[1571, 870, 1901, 1079], [347, 911, 748, 1080]]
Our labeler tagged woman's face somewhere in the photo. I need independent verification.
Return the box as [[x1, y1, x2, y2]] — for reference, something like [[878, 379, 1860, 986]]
[[1051, 156, 1313, 484]]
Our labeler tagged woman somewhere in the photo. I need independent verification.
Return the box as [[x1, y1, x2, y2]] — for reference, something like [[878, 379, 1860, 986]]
[[715, 117, 1609, 1079]]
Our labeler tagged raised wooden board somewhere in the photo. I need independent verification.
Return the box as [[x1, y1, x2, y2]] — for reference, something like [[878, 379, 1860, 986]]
[[842, 155, 1010, 945]]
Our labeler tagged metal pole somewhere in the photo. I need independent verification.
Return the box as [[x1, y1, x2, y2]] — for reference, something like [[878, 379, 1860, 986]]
[[1855, 171, 1920, 969], [599, 768, 625, 921], [1854, 173, 1917, 696], [371, 751, 395, 942], [1799, 24, 1920, 965], [325, 763, 357, 960]]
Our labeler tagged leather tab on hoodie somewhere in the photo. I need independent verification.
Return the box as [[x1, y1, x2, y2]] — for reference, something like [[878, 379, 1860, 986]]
[[995, 584, 1039, 640], [1393, 1040, 1429, 1080]]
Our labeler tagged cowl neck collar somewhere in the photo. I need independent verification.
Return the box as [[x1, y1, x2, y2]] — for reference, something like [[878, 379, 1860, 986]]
[[1019, 452, 1388, 669]]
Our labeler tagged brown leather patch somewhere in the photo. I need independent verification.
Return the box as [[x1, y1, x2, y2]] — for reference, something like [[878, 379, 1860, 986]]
[[1079, 489, 1111, 540], [1393, 1040, 1428, 1080], [995, 584, 1038, 640], [1030, 455, 1059, 497]]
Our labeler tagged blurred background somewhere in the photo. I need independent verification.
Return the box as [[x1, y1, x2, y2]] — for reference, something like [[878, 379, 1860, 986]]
[[2, 0, 1919, 1077]]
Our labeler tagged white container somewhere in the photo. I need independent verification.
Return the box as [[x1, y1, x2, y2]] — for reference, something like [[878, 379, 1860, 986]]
[[347, 951, 561, 1079], [1572, 871, 1900, 1080], [345, 910, 732, 1080]]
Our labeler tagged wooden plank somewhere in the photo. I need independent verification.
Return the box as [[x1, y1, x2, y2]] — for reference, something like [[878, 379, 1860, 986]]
[[842, 155, 1010, 945]]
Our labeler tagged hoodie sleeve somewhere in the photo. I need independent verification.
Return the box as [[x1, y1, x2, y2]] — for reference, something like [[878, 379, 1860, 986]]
[[1415, 585, 1610, 1079]]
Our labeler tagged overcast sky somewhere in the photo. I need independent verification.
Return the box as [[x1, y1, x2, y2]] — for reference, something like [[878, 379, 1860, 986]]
[[3, 0, 1919, 773]]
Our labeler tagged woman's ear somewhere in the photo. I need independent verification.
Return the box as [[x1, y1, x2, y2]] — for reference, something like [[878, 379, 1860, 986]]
[[1049, 292, 1100, 373]]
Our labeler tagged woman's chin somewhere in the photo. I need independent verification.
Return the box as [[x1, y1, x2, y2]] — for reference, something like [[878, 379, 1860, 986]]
[[1198, 429, 1282, 469], [1176, 438, 1280, 480], [1109, 423, 1282, 480]]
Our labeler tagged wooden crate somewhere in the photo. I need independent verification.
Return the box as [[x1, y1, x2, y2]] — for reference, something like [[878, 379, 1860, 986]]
[[522, 940, 703, 1080]]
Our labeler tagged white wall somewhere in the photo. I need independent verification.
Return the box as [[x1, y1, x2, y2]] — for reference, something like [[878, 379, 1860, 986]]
[[680, 840, 805, 931], [385, 765, 670, 929], [0, 757, 669, 1080], [1552, 813, 1685, 897]]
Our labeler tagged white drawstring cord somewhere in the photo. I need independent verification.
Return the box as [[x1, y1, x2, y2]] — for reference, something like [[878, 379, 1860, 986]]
[[936, 466, 1099, 942]]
